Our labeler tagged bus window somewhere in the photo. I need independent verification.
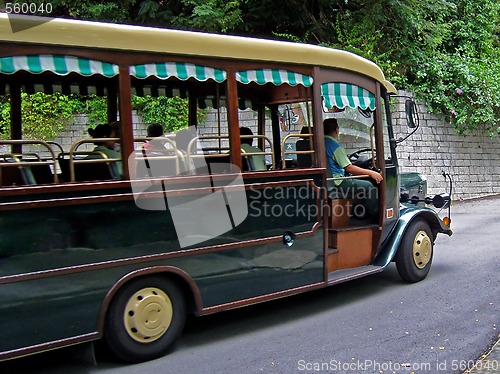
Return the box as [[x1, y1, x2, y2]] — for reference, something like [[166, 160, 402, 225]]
[[0, 54, 121, 184], [129, 62, 230, 177], [235, 68, 314, 170], [278, 102, 314, 169], [321, 82, 378, 172]]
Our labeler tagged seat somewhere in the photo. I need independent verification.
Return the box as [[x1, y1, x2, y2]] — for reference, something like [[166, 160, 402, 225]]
[[30, 163, 55, 184], [296, 138, 313, 167], [0, 162, 36, 186], [58, 154, 119, 182], [241, 143, 266, 171]]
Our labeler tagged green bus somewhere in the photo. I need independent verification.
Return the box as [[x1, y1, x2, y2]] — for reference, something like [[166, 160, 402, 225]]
[[0, 14, 452, 363]]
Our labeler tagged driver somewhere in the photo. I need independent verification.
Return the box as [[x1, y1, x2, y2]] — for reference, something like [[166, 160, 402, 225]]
[[324, 118, 383, 218]]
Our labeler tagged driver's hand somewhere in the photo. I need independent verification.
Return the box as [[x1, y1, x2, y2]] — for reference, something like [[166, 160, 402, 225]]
[[370, 170, 383, 184]]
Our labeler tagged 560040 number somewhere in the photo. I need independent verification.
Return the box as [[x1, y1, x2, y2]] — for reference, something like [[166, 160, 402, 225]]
[[5, 2, 53, 15]]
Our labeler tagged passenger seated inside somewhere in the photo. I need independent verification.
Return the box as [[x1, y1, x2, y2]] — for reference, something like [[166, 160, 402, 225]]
[[324, 118, 382, 219], [143, 123, 168, 155], [240, 127, 266, 171], [86, 123, 123, 177]]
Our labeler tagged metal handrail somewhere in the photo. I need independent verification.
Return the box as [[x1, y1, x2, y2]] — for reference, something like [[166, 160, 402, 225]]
[[240, 134, 275, 169], [0, 140, 58, 183], [68, 138, 121, 182], [281, 132, 314, 169]]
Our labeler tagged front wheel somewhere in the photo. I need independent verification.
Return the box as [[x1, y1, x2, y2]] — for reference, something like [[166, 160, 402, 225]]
[[104, 276, 186, 363], [395, 219, 434, 283]]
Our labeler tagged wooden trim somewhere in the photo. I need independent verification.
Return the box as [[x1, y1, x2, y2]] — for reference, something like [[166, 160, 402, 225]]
[[312, 67, 378, 94], [118, 65, 133, 180], [374, 83, 387, 232], [226, 68, 242, 169], [0, 168, 326, 198], [0, 332, 100, 361]]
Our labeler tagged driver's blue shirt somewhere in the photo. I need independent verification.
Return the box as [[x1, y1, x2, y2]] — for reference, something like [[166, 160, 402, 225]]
[[325, 135, 351, 186]]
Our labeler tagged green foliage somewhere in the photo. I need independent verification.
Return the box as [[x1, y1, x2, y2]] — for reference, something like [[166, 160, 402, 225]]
[[0, 92, 81, 140], [404, 0, 500, 136], [82, 95, 108, 126], [50, 0, 138, 23], [132, 96, 206, 134]]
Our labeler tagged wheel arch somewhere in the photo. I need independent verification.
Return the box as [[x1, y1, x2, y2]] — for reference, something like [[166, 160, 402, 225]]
[[97, 266, 203, 335], [374, 207, 450, 267]]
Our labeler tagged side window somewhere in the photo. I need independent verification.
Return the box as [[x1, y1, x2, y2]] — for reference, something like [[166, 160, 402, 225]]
[[0, 54, 121, 186], [130, 62, 229, 178], [321, 82, 377, 169], [235, 68, 314, 171], [278, 102, 314, 169], [380, 96, 393, 164]]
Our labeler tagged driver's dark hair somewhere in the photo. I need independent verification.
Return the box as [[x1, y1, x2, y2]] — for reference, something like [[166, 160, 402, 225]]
[[323, 118, 339, 135]]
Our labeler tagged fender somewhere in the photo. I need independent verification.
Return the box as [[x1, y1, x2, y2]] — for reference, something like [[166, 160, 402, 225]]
[[373, 204, 452, 268]]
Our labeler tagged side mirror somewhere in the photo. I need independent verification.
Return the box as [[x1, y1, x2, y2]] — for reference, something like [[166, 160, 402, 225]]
[[405, 99, 418, 129]]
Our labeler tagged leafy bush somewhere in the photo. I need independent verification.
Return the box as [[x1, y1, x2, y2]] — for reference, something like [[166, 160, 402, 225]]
[[0, 92, 81, 140]]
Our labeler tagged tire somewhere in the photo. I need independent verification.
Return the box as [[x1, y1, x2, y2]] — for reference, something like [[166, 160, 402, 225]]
[[104, 276, 186, 363], [395, 219, 434, 283]]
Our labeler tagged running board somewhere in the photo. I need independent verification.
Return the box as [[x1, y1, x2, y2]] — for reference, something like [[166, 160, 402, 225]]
[[327, 265, 385, 285]]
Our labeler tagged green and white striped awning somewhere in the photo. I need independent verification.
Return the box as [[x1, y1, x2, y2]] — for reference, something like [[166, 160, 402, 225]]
[[321, 82, 376, 110], [237, 69, 313, 87], [131, 62, 226, 83], [0, 55, 119, 77], [0, 83, 109, 96], [132, 85, 188, 98], [197, 96, 257, 110]]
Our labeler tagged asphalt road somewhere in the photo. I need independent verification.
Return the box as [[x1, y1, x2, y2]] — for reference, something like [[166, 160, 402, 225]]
[[1, 196, 499, 374]]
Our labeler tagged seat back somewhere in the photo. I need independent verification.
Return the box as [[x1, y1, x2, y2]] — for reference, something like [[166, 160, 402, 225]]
[[58, 155, 119, 182], [241, 144, 267, 171], [296, 138, 313, 167]]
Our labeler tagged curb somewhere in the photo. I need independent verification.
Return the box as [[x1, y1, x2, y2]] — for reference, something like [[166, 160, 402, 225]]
[[466, 335, 500, 374]]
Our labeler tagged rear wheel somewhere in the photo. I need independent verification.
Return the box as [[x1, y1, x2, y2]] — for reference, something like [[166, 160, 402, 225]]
[[395, 219, 434, 283], [104, 276, 186, 363]]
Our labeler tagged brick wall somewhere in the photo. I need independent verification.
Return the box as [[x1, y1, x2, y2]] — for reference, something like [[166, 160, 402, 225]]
[[392, 91, 500, 200]]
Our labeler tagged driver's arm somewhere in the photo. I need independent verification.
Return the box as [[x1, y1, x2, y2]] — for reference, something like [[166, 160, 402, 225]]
[[345, 164, 383, 184]]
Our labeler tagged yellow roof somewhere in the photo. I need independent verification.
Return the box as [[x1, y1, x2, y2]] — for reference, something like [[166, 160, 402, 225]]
[[0, 14, 397, 93]]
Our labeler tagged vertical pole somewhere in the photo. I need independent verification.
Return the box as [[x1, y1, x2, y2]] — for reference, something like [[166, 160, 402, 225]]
[[270, 104, 281, 168], [188, 95, 197, 128], [226, 68, 241, 170], [312, 67, 325, 169], [118, 66, 134, 179], [257, 105, 266, 151], [107, 84, 118, 124], [10, 83, 22, 154], [374, 83, 386, 229]]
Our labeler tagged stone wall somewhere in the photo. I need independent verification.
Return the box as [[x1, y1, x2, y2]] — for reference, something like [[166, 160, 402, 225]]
[[392, 91, 500, 200]]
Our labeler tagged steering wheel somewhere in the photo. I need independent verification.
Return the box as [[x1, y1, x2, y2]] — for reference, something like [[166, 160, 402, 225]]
[[348, 148, 376, 169]]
